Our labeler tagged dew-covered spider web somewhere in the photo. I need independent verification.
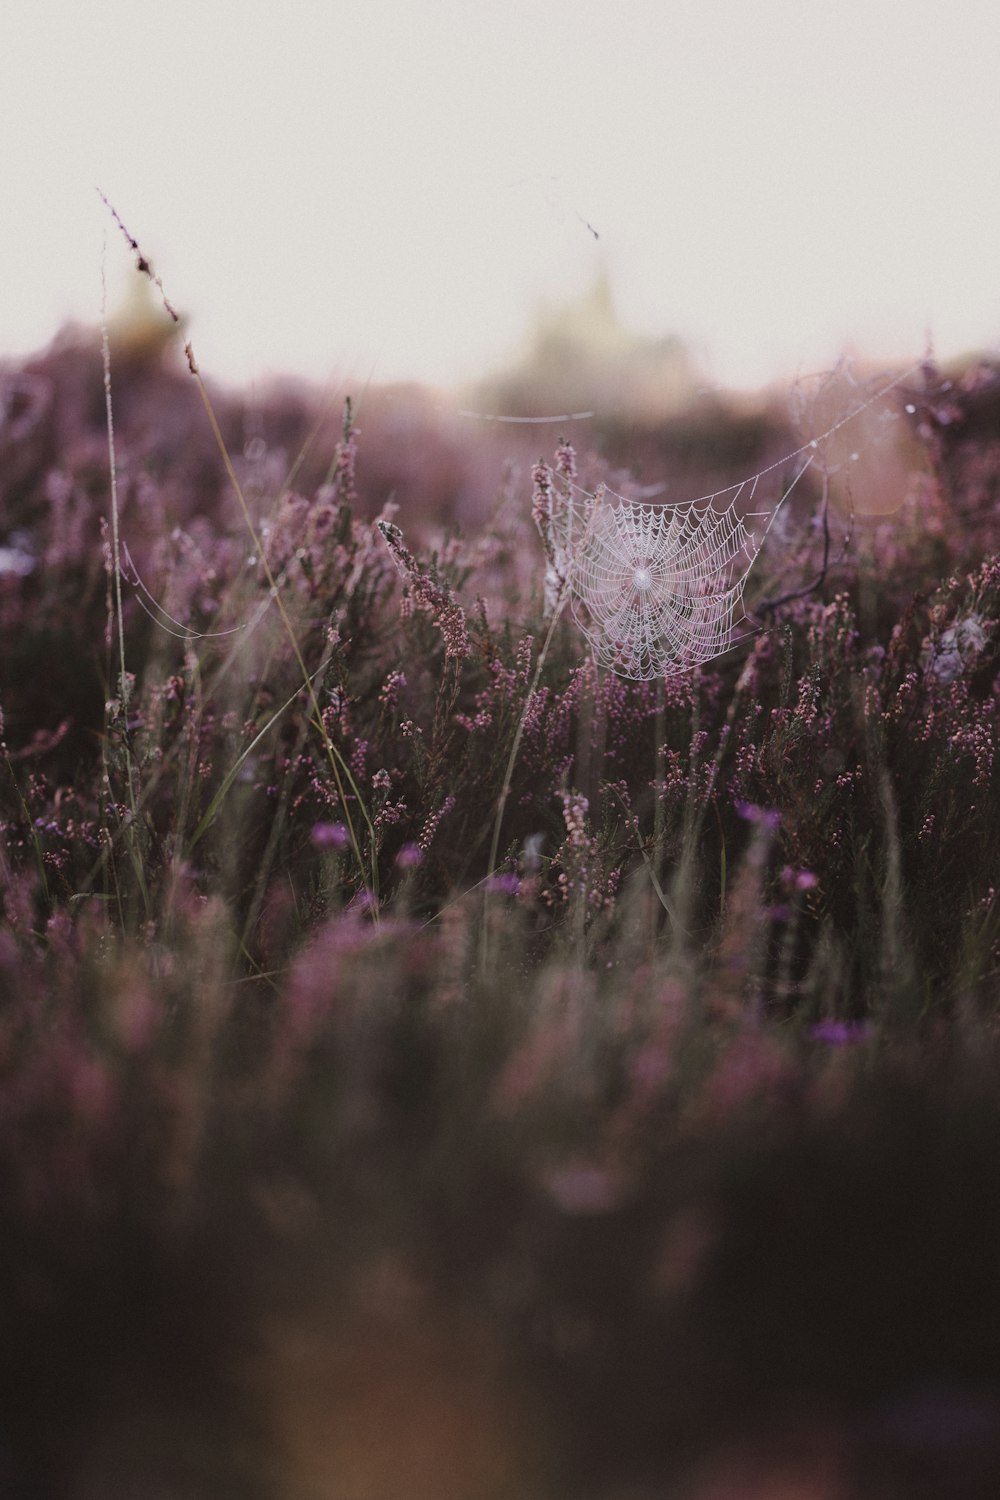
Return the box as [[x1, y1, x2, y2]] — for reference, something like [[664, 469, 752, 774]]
[[558, 484, 772, 679], [546, 472, 790, 680], [538, 362, 922, 680]]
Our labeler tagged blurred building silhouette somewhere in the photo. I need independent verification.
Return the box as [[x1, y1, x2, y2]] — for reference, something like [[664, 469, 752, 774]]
[[471, 267, 699, 422]]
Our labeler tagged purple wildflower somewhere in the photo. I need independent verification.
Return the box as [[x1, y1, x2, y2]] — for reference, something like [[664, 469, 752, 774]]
[[781, 865, 819, 891], [347, 886, 379, 914], [419, 795, 455, 852], [311, 821, 349, 851], [734, 800, 781, 830], [554, 439, 577, 482], [376, 520, 470, 661], [530, 460, 555, 556], [810, 1020, 873, 1046], [395, 842, 423, 870]]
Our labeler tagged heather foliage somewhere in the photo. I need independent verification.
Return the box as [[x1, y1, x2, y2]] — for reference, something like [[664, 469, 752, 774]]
[[2, 334, 1000, 1495]]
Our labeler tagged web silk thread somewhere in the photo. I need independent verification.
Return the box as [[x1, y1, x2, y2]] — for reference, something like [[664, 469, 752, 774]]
[[542, 360, 924, 680]]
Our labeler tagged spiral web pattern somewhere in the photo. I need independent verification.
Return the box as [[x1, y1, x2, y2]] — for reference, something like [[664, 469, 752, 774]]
[[549, 483, 765, 679], [563, 491, 759, 679], [533, 363, 923, 680]]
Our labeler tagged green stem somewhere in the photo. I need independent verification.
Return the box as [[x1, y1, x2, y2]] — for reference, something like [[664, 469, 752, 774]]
[[188, 358, 378, 904]]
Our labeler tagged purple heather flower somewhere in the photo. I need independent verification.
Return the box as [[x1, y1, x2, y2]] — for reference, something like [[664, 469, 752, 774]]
[[395, 842, 423, 870], [781, 865, 819, 891], [311, 821, 349, 851], [734, 799, 781, 830], [554, 439, 577, 482], [484, 873, 520, 895], [810, 1020, 873, 1046], [347, 886, 379, 914], [376, 519, 470, 660]]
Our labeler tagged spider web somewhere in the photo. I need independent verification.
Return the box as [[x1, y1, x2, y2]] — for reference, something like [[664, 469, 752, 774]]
[[560, 487, 764, 679], [541, 360, 923, 680]]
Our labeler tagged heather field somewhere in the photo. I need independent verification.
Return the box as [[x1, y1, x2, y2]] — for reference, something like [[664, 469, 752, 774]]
[[3, 319, 1000, 1498]]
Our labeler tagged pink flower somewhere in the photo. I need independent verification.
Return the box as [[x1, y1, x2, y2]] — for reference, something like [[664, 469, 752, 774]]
[[810, 1020, 872, 1046], [311, 821, 349, 850], [734, 800, 781, 830], [347, 887, 379, 914], [781, 865, 819, 891]]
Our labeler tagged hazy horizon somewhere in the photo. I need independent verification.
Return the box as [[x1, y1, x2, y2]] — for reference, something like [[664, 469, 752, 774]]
[[2, 0, 997, 395]]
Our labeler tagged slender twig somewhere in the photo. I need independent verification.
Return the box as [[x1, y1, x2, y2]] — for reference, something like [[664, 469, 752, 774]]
[[97, 193, 378, 904], [99, 237, 150, 919], [186, 349, 378, 899], [486, 586, 568, 883], [100, 251, 129, 717]]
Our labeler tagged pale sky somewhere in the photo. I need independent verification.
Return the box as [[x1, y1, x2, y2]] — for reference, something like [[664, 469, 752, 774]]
[[1, 0, 997, 393]]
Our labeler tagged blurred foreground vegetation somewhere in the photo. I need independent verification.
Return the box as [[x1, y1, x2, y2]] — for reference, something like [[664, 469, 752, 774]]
[[1, 330, 1000, 1497]]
